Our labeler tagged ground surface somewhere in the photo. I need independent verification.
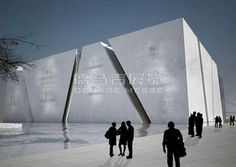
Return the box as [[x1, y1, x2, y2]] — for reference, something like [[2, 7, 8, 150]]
[[0, 125, 235, 167]]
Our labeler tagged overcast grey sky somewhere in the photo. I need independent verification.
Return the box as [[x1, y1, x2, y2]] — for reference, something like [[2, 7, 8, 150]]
[[0, 0, 236, 113]]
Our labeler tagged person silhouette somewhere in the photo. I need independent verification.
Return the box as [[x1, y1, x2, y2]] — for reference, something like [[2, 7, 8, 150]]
[[230, 115, 235, 126], [215, 116, 219, 128], [196, 113, 203, 138], [107, 122, 117, 157], [163, 121, 183, 167], [232, 115, 235, 126], [117, 121, 127, 156], [126, 120, 134, 159], [188, 111, 196, 137], [218, 116, 222, 128]]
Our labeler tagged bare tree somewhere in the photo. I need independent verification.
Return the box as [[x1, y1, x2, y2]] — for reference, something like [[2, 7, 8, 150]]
[[0, 34, 40, 82]]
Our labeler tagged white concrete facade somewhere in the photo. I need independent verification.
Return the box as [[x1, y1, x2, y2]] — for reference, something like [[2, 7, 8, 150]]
[[183, 20, 208, 122], [109, 19, 189, 123], [212, 60, 223, 120], [2, 50, 77, 123], [69, 43, 141, 123], [0, 18, 224, 124], [4, 75, 32, 122], [24, 49, 77, 122], [199, 42, 214, 123]]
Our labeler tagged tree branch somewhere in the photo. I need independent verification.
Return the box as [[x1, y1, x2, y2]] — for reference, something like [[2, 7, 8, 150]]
[[0, 35, 39, 82]]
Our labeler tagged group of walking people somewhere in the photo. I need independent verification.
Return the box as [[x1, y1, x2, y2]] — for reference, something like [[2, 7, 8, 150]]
[[188, 111, 203, 138], [105, 111, 219, 167], [103, 111, 234, 167], [162, 111, 204, 167], [214, 116, 223, 128], [105, 120, 134, 159]]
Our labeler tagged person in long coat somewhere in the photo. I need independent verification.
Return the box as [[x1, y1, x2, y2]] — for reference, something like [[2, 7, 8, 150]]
[[126, 120, 134, 159], [163, 121, 183, 167], [218, 116, 222, 128], [117, 121, 127, 156], [108, 122, 117, 157], [215, 116, 219, 128], [188, 111, 196, 137], [232, 115, 235, 125], [196, 113, 203, 138]]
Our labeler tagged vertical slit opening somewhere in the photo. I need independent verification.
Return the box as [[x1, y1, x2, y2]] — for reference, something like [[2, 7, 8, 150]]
[[62, 55, 78, 123], [101, 42, 151, 124]]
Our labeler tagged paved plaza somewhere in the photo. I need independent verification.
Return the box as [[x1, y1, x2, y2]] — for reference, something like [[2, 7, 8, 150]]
[[0, 125, 235, 167]]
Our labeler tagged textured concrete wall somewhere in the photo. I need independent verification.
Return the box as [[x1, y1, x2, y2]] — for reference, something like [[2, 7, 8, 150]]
[[219, 76, 226, 121], [1, 18, 223, 124], [212, 60, 223, 121], [199, 42, 214, 123], [23, 50, 76, 122], [109, 18, 189, 123], [183, 20, 207, 122], [0, 77, 7, 122], [4, 75, 32, 122], [69, 43, 141, 123]]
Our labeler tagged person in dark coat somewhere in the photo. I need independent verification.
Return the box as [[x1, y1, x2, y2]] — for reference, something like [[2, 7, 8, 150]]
[[232, 115, 235, 126], [196, 113, 203, 138], [107, 122, 117, 157], [230, 116, 233, 125], [215, 116, 219, 128], [126, 120, 134, 159], [117, 121, 127, 156], [163, 121, 183, 167], [218, 116, 222, 128], [188, 111, 196, 137], [230, 115, 235, 126]]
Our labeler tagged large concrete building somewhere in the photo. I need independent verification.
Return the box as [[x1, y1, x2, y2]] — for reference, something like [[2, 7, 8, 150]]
[[0, 18, 224, 124]]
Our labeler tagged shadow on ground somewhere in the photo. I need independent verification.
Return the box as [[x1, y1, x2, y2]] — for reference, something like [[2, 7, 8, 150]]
[[98, 157, 130, 167], [184, 136, 200, 147]]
